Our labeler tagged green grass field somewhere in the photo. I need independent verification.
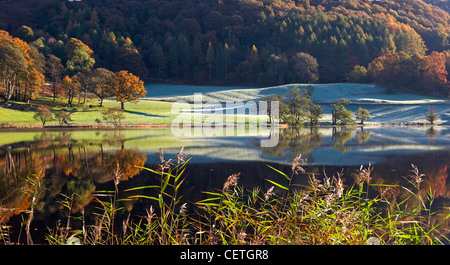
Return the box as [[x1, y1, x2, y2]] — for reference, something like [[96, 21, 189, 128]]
[[0, 96, 176, 126], [0, 95, 268, 127]]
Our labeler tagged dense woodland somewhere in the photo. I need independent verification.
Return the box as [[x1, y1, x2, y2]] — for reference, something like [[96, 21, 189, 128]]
[[0, 0, 449, 103]]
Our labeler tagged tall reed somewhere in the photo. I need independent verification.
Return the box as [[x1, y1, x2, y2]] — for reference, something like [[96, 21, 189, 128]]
[[9, 149, 449, 245]]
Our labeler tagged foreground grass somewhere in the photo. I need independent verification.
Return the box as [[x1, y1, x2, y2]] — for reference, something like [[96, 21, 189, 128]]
[[8, 150, 445, 245]]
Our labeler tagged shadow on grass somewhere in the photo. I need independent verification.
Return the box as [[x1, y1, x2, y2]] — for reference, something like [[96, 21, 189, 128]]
[[125, 110, 168, 118]]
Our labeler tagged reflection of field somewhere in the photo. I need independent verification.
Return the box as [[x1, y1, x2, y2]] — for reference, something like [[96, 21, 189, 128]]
[[0, 126, 449, 166]]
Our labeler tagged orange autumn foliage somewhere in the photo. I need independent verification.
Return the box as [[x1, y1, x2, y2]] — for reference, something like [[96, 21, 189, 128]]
[[0, 30, 44, 102], [109, 70, 146, 109], [423, 164, 449, 198], [369, 50, 449, 96], [111, 148, 147, 182]]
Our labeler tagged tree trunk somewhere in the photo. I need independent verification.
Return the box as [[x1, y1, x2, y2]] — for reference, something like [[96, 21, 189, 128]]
[[83, 86, 87, 104], [68, 87, 74, 107], [53, 82, 57, 103], [121, 101, 124, 110], [332, 109, 336, 125], [5, 80, 14, 106], [23, 84, 28, 102]]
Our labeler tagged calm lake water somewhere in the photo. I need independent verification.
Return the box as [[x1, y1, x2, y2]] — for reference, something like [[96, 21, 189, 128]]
[[0, 126, 449, 243]]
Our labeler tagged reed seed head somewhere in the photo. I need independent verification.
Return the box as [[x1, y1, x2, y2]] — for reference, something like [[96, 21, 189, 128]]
[[223, 173, 241, 192]]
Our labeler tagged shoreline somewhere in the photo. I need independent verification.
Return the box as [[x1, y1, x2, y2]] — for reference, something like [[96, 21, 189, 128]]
[[0, 122, 446, 131]]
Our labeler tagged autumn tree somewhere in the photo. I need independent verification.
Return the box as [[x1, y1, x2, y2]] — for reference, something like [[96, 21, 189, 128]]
[[54, 110, 72, 125], [444, 51, 450, 98], [21, 63, 45, 102], [65, 38, 95, 105], [33, 105, 53, 126], [72, 71, 94, 104], [19, 45, 45, 100], [286, 52, 319, 84], [0, 31, 28, 106], [0, 31, 46, 104], [109, 70, 146, 110], [65, 38, 95, 75], [368, 53, 404, 91], [91, 68, 114, 107], [62, 75, 76, 106], [45, 54, 65, 102], [418, 51, 448, 96], [369, 51, 448, 96]]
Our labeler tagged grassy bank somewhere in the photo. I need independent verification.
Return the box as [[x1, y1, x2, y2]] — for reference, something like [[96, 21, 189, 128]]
[[0, 96, 175, 127], [1, 83, 449, 128], [0, 95, 268, 127]]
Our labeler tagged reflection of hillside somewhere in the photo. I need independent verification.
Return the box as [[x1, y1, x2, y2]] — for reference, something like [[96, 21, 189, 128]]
[[0, 150, 44, 223], [424, 165, 448, 198], [369, 151, 450, 233], [0, 142, 146, 222], [369, 151, 450, 201]]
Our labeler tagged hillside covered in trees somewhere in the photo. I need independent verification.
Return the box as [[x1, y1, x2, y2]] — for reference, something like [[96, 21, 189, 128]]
[[0, 0, 449, 98]]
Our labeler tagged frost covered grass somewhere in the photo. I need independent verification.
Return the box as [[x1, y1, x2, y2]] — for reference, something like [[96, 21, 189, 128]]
[[145, 83, 447, 104], [145, 83, 450, 125]]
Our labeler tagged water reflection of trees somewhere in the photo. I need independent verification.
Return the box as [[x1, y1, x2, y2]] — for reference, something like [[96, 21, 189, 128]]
[[367, 151, 450, 233], [0, 134, 146, 222], [332, 127, 357, 153], [0, 149, 44, 223], [370, 151, 450, 200], [262, 127, 372, 161], [261, 127, 323, 162], [355, 127, 371, 144]]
